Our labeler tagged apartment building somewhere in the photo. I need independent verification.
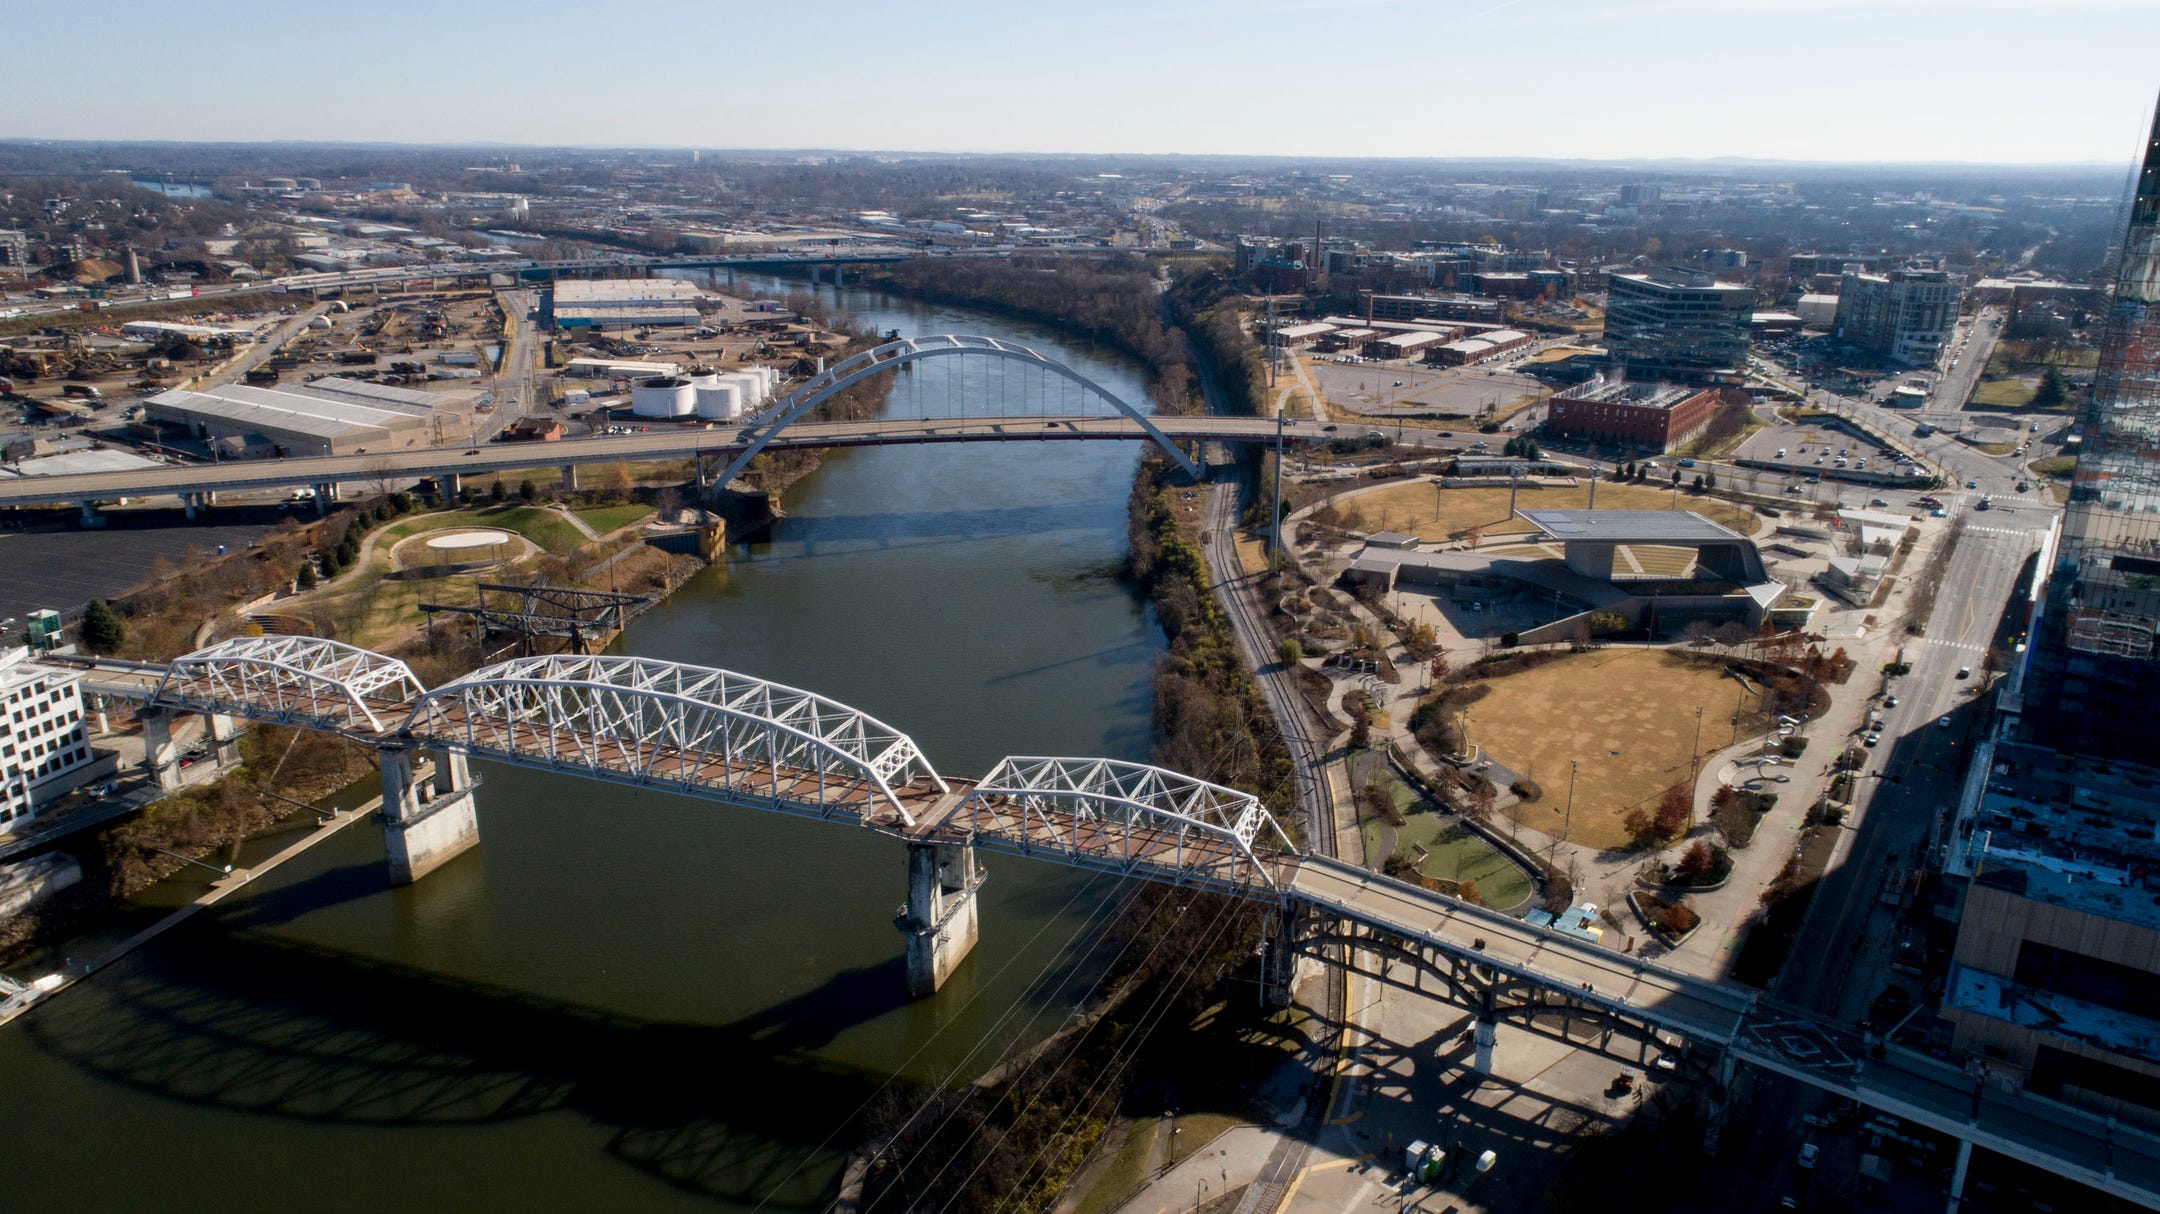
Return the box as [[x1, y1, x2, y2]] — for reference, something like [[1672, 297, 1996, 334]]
[[1602, 268, 1754, 381], [0, 647, 94, 830]]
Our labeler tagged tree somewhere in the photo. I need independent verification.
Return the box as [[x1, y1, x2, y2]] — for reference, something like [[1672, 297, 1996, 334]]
[[1276, 637, 1303, 666], [518, 479, 537, 502], [1677, 839, 1714, 880], [1671, 469, 1683, 486], [1430, 651, 1451, 682], [605, 461, 634, 499], [1464, 779, 1496, 824], [1623, 807, 1657, 847], [296, 563, 318, 589], [1658, 902, 1697, 935], [1705, 471, 1718, 491], [1349, 712, 1372, 751], [490, 479, 506, 503], [1500, 631, 1520, 648], [1692, 473, 1706, 491], [80, 599, 124, 654], [1654, 782, 1692, 839], [2033, 364, 2068, 409], [1457, 879, 1485, 907]]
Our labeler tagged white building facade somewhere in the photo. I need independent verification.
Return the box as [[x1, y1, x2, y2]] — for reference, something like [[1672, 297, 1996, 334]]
[[0, 648, 92, 829]]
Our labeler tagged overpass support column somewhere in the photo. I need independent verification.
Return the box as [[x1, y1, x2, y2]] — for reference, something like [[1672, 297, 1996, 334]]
[[1260, 905, 1314, 1007], [832, 265, 843, 287], [183, 493, 198, 520], [314, 483, 335, 513], [1472, 986, 1499, 1075], [379, 744, 480, 885], [207, 713, 243, 769], [1945, 1139, 1973, 1213], [560, 464, 578, 491], [440, 472, 462, 502], [140, 708, 183, 793], [899, 841, 981, 998], [78, 500, 101, 527]]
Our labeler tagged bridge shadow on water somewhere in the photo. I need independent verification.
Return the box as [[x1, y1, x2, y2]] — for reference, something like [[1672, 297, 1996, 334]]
[[737, 500, 1127, 556], [26, 922, 919, 1207]]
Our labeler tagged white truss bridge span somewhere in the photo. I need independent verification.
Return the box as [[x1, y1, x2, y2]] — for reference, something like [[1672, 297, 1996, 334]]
[[58, 636, 2160, 1206]]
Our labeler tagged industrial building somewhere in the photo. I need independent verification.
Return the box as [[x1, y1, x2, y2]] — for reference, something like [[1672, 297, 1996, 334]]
[[1544, 377, 1723, 452], [144, 378, 442, 457], [547, 279, 708, 330], [0, 646, 95, 829], [1355, 291, 1503, 324], [1834, 266, 1959, 366], [564, 357, 681, 380], [1603, 268, 1754, 381], [628, 367, 777, 421]]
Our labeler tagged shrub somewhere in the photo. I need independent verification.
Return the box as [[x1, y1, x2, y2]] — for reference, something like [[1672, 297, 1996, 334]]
[[1658, 903, 1698, 935], [1457, 879, 1484, 907], [1500, 631, 1520, 648], [1781, 735, 1809, 758], [1511, 777, 1543, 801], [1276, 637, 1303, 665]]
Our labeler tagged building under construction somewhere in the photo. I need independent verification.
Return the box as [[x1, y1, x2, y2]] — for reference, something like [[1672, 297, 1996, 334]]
[[2021, 95, 2160, 763]]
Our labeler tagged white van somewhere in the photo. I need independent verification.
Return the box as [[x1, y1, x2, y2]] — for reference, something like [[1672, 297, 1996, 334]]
[[1776, 448, 1787, 459]]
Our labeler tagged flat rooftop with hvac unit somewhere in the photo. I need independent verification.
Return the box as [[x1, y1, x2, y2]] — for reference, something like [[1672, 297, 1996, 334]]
[[546, 278, 708, 330], [143, 377, 451, 458]]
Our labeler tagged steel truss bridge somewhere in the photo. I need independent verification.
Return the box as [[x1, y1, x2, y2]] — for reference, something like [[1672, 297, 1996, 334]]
[[0, 336, 1344, 515], [58, 636, 2160, 1207]]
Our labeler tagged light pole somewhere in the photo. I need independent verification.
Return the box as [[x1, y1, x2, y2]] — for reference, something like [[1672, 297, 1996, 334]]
[[1552, 758, 1577, 859], [1270, 411, 1286, 562]]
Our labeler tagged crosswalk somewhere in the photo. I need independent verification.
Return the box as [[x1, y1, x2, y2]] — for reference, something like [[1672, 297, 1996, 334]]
[[1962, 525, 2032, 538], [1923, 638, 1987, 654]]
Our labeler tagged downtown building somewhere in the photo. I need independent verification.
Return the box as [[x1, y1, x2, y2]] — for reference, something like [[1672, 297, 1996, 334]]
[[1601, 268, 1754, 382], [1834, 265, 1960, 366], [1936, 94, 2160, 1131], [1543, 377, 1724, 453], [0, 647, 95, 830]]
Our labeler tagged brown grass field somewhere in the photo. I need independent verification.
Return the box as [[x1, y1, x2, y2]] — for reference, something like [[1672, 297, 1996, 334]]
[[1328, 479, 1759, 544], [1458, 648, 1747, 849]]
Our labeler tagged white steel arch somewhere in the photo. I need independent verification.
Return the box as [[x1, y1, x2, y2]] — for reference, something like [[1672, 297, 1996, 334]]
[[954, 756, 1298, 897], [400, 654, 947, 826], [716, 334, 1200, 485], [153, 636, 426, 733]]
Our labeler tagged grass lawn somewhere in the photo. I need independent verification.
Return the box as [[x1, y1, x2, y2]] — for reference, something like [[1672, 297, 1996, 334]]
[[2029, 455, 2076, 478], [1972, 377, 2035, 408], [572, 502, 655, 535], [1075, 1115, 1159, 1214], [376, 504, 585, 555], [1459, 649, 1748, 849], [1395, 809, 1533, 908], [1332, 479, 1758, 544]]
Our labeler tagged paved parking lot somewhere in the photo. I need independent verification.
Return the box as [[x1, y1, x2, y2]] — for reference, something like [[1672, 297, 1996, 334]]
[[0, 505, 289, 627], [1307, 359, 1544, 419]]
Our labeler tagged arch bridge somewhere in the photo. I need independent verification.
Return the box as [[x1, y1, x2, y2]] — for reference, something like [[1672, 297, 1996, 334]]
[[715, 333, 1200, 485], [59, 636, 2160, 1205]]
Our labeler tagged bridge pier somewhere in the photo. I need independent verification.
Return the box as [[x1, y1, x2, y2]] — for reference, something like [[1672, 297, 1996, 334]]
[[1946, 1138, 1973, 1213], [1472, 986, 1499, 1074], [78, 500, 101, 527], [140, 708, 184, 792], [208, 712, 242, 768], [560, 464, 578, 491], [440, 471, 462, 502], [314, 482, 335, 513], [380, 744, 480, 885], [898, 841, 981, 997], [1261, 906, 1314, 1007]]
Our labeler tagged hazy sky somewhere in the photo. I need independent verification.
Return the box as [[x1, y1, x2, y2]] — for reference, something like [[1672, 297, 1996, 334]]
[[6, 0, 2155, 164]]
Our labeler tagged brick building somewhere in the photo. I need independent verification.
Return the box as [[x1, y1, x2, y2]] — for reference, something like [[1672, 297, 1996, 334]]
[[1544, 378, 1723, 452]]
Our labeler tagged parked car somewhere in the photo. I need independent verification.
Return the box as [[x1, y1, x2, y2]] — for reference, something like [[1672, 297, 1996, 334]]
[[1798, 1143, 1819, 1169]]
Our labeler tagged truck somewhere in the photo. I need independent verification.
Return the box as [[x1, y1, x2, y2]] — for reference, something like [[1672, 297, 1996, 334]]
[[60, 384, 103, 401]]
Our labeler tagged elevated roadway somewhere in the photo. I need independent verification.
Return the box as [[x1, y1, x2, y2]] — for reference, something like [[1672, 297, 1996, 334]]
[[0, 414, 1344, 511]]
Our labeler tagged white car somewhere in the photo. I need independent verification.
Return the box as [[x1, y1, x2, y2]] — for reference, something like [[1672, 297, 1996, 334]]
[[1797, 1143, 1819, 1169]]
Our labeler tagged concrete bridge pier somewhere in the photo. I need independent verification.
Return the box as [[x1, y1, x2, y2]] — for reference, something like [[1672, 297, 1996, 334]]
[[380, 744, 480, 885], [560, 464, 578, 491], [140, 708, 184, 792], [313, 483, 335, 514], [1260, 905, 1314, 1007], [78, 500, 100, 527], [1471, 986, 1500, 1074], [899, 841, 981, 997], [208, 713, 242, 768], [440, 471, 462, 502]]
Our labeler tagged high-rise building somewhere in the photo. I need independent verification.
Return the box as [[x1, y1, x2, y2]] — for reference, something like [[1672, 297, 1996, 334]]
[[1934, 92, 2160, 1133], [0, 229, 29, 268], [2020, 95, 2160, 762], [1834, 265, 1960, 366], [1602, 268, 1754, 382]]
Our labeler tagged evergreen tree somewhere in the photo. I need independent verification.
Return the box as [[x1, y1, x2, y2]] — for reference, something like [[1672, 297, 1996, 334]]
[[81, 599, 124, 654]]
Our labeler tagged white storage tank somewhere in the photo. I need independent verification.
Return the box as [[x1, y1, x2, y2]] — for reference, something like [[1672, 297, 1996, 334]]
[[630, 375, 695, 419], [694, 378, 743, 420], [721, 371, 764, 410]]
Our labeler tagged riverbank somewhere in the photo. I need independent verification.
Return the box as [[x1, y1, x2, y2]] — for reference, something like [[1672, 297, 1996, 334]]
[[0, 777, 393, 1028]]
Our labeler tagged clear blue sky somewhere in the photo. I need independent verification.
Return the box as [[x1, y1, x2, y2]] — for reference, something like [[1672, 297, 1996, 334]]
[[5, 0, 2154, 164]]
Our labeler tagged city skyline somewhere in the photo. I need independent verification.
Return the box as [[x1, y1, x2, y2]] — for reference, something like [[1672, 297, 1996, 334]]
[[2, 0, 2154, 165]]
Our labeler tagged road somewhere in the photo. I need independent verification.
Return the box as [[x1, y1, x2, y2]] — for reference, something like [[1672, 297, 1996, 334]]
[[0, 414, 1363, 510]]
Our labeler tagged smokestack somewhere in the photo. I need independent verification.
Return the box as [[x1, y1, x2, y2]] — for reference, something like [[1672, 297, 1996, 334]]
[[125, 247, 141, 285]]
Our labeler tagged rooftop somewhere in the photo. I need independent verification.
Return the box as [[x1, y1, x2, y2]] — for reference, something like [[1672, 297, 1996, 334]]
[[1959, 740, 2160, 930], [147, 380, 442, 441], [1558, 379, 1697, 410], [1519, 509, 1747, 545], [552, 278, 707, 303], [1946, 963, 2160, 1068]]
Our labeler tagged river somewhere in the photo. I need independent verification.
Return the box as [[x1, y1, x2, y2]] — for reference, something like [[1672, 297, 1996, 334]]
[[1, 283, 1166, 1209]]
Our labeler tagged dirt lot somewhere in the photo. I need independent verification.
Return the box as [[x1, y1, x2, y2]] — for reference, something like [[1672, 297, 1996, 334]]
[[1460, 648, 1747, 849], [1321, 478, 1760, 543]]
